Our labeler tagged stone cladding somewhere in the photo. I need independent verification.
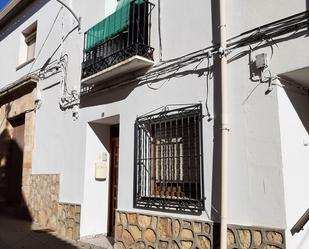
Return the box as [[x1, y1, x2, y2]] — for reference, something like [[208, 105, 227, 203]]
[[114, 210, 213, 249], [57, 203, 81, 240], [227, 224, 285, 249], [29, 174, 60, 230]]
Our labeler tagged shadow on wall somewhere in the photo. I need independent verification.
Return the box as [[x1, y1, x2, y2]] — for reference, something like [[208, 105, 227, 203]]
[[0, 132, 80, 248], [0, 0, 49, 42], [284, 88, 309, 134], [80, 65, 209, 108], [210, 0, 223, 246], [210, 0, 222, 224], [0, 123, 32, 220], [89, 122, 111, 153], [80, 82, 138, 108]]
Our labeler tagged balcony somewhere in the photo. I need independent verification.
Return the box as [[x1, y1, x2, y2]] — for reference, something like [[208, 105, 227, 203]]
[[81, 0, 155, 86]]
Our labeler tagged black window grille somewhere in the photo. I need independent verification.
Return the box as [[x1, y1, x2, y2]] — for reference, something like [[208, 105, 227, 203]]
[[134, 104, 205, 213]]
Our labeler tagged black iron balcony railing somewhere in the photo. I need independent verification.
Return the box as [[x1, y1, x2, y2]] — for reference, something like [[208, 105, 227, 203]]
[[81, 0, 155, 80]]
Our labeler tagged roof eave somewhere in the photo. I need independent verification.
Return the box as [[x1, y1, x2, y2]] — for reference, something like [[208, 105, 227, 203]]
[[0, 0, 34, 28]]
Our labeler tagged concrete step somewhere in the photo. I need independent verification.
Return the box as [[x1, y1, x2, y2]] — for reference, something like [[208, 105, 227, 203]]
[[78, 234, 113, 249]]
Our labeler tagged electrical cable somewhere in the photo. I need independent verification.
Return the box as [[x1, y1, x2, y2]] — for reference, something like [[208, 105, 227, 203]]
[[27, 6, 63, 76], [55, 0, 81, 30], [204, 55, 213, 120], [157, 0, 163, 61], [82, 45, 216, 96]]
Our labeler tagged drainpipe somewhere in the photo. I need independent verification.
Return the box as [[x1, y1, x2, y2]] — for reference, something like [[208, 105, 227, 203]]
[[219, 0, 229, 248]]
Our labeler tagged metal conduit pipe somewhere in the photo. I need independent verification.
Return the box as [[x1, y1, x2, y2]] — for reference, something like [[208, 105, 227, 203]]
[[219, 0, 229, 248]]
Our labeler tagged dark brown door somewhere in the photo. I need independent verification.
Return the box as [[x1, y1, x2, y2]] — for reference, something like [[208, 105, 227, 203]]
[[108, 125, 119, 237], [6, 116, 25, 204]]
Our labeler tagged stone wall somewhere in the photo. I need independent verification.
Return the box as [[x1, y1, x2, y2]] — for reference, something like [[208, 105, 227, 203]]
[[114, 211, 213, 249], [227, 224, 285, 249], [29, 174, 81, 241], [29, 174, 60, 230], [57, 203, 81, 241]]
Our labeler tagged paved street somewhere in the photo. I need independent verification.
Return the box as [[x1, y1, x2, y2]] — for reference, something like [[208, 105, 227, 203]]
[[0, 204, 81, 249]]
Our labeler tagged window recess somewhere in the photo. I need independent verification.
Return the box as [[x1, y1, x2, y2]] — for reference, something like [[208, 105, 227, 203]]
[[134, 104, 205, 213], [17, 22, 37, 69]]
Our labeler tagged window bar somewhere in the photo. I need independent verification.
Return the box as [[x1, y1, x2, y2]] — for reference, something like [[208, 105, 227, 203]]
[[137, 124, 142, 200], [154, 124, 157, 197], [149, 124, 153, 197], [164, 120, 167, 198], [141, 125, 144, 198], [145, 125, 151, 197], [187, 115, 192, 200], [176, 119, 179, 200], [158, 121, 162, 198], [144, 126, 147, 198], [194, 114, 198, 200], [148, 125, 152, 198], [168, 119, 171, 198], [171, 119, 174, 198], [143, 125, 147, 198], [199, 108, 205, 209], [180, 115, 186, 197], [138, 124, 141, 198]]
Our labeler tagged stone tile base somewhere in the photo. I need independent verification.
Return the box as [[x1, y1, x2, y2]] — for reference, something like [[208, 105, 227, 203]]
[[29, 174, 60, 230], [227, 224, 285, 249], [114, 211, 213, 249], [57, 203, 81, 240], [28, 174, 81, 241]]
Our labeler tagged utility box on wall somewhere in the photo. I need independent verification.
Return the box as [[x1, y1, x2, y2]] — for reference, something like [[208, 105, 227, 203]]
[[95, 152, 108, 181]]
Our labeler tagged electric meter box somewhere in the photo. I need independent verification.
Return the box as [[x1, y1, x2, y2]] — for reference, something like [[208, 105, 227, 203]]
[[255, 53, 268, 69], [95, 152, 108, 181]]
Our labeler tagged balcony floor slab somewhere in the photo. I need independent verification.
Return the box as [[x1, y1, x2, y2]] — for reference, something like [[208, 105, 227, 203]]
[[81, 55, 154, 86]]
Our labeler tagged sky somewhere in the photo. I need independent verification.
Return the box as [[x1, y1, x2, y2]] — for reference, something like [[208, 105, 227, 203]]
[[0, 0, 9, 10]]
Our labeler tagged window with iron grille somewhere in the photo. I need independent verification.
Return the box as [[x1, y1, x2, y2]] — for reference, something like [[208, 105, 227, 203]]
[[134, 104, 205, 213]]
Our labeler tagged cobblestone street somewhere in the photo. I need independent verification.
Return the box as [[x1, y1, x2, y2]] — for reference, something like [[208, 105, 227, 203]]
[[0, 204, 81, 249]]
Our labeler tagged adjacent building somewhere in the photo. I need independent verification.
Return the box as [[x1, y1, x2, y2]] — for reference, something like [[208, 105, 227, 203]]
[[0, 0, 308, 248]]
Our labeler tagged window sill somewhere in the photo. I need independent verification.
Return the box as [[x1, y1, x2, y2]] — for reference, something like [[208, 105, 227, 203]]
[[16, 57, 35, 71]]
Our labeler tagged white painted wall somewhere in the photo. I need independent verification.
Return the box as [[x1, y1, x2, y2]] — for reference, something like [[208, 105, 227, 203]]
[[0, 0, 308, 239], [277, 84, 309, 249], [80, 123, 111, 237]]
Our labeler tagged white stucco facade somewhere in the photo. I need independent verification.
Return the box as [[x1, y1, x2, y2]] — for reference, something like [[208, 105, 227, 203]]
[[0, 0, 308, 248]]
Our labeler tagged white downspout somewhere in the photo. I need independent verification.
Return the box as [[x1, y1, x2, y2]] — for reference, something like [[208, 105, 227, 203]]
[[219, 0, 229, 248]]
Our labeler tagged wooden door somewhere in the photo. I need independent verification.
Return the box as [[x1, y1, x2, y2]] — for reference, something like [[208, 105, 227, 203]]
[[108, 126, 119, 237], [6, 116, 25, 204]]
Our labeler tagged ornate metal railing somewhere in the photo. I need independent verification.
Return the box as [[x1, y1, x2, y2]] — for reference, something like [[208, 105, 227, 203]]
[[82, 0, 155, 80]]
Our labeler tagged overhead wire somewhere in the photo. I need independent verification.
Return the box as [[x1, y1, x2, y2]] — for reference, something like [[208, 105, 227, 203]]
[[157, 0, 163, 61], [82, 10, 309, 96], [27, 6, 63, 76]]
